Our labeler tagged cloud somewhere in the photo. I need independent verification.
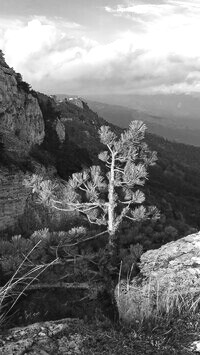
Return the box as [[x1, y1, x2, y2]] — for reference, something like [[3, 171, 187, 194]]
[[105, 0, 200, 16], [105, 3, 172, 16], [101, 0, 200, 93], [0, 16, 96, 82], [1, 5, 200, 95]]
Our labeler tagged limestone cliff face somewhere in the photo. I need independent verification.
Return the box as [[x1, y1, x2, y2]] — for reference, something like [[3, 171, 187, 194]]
[[0, 167, 28, 232], [55, 118, 65, 143], [0, 51, 45, 232], [0, 52, 44, 155]]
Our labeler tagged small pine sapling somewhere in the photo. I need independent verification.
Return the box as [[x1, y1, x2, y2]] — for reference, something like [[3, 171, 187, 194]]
[[25, 121, 159, 263]]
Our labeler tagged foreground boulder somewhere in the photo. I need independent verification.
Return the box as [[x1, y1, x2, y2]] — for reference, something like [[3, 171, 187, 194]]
[[115, 232, 200, 322], [0, 318, 84, 355]]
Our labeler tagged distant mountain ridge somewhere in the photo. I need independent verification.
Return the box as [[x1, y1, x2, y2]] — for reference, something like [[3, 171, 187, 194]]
[[85, 93, 200, 122], [82, 94, 200, 147]]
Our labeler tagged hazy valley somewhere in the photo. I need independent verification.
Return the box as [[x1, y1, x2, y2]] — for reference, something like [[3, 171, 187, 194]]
[[85, 93, 200, 147]]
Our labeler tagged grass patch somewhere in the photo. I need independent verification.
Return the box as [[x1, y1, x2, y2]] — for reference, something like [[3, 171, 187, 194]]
[[115, 269, 200, 326]]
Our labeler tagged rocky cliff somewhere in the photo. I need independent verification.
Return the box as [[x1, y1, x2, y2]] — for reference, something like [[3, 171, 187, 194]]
[[0, 51, 45, 233], [0, 52, 44, 155]]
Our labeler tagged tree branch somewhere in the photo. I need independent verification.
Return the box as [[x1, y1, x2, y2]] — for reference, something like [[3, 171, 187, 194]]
[[119, 199, 134, 204], [107, 144, 113, 154], [52, 205, 74, 212], [114, 168, 124, 174], [79, 186, 87, 192], [54, 230, 108, 249], [51, 199, 63, 204], [81, 206, 99, 213]]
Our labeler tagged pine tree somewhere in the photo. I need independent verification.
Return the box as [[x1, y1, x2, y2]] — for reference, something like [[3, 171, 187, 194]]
[[25, 121, 159, 260]]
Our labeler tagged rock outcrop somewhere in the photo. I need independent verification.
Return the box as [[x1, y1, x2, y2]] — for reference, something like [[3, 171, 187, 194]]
[[55, 118, 65, 143], [140, 231, 200, 278], [0, 318, 84, 355], [0, 52, 45, 232], [0, 52, 44, 155], [115, 231, 200, 322]]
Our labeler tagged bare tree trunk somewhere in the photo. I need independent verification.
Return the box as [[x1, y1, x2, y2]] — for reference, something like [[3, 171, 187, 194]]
[[107, 151, 118, 264], [108, 151, 115, 242]]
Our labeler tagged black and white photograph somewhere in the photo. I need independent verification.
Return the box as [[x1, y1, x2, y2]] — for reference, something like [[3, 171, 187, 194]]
[[0, 1, 200, 353]]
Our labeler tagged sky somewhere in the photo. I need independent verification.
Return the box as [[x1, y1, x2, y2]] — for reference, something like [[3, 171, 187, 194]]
[[0, 0, 200, 95]]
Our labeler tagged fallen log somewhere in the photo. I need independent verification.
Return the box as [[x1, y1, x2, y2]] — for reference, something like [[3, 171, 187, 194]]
[[24, 282, 90, 291]]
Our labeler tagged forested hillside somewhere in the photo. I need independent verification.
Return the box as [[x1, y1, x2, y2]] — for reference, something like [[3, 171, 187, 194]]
[[147, 133, 200, 228]]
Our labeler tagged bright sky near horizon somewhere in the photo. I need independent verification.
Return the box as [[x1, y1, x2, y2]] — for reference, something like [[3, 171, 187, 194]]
[[0, 0, 200, 95]]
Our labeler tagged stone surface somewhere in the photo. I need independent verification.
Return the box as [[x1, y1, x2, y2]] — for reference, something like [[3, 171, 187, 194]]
[[55, 118, 65, 143], [138, 231, 200, 302], [139, 231, 200, 278], [0, 318, 84, 355], [66, 97, 85, 109], [115, 232, 200, 322]]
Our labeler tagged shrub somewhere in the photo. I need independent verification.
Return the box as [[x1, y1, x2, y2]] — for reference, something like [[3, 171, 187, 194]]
[[15, 73, 31, 93]]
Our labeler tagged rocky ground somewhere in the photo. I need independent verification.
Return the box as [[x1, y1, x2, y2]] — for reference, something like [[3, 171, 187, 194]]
[[2, 232, 200, 354], [1, 316, 200, 355]]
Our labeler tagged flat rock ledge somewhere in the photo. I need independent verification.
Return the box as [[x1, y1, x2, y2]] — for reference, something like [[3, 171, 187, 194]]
[[0, 318, 84, 355]]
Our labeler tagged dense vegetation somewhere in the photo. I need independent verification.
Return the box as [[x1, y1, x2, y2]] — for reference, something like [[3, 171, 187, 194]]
[[147, 133, 200, 228]]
